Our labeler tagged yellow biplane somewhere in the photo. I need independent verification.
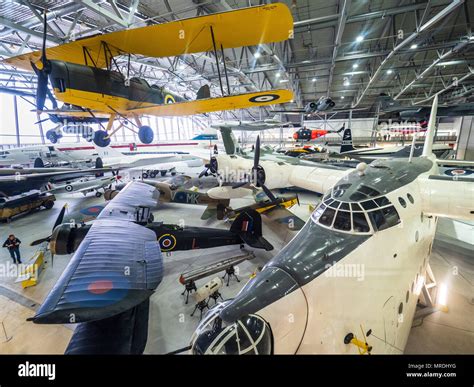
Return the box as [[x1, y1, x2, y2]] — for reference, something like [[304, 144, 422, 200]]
[[2, 4, 294, 146]]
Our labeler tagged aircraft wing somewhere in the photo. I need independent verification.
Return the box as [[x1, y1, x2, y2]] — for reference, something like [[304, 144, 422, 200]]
[[36, 109, 110, 119], [3, 4, 292, 71], [263, 206, 306, 231], [126, 89, 293, 117], [30, 182, 163, 324]]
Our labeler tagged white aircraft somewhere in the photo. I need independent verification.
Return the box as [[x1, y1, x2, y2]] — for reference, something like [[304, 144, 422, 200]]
[[46, 175, 119, 197], [0, 142, 203, 172], [190, 95, 474, 354]]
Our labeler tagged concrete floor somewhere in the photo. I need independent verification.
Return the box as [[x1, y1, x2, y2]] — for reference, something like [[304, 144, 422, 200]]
[[0, 166, 472, 354]]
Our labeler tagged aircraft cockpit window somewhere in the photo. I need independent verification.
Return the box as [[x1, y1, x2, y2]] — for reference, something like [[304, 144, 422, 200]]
[[333, 211, 351, 231], [350, 185, 380, 201], [339, 202, 350, 211], [319, 207, 336, 227], [361, 200, 378, 211], [367, 206, 400, 231], [192, 310, 273, 355], [375, 197, 390, 207], [352, 212, 370, 233], [0, 151, 9, 155], [351, 203, 363, 212]]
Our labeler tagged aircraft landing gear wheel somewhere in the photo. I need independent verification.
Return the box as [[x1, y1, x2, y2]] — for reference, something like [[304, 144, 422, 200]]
[[95, 192, 102, 198], [43, 200, 55, 210], [93, 130, 111, 147], [138, 125, 154, 144], [46, 129, 60, 144], [149, 171, 157, 178], [160, 170, 167, 177], [171, 171, 176, 176], [142, 172, 149, 179]]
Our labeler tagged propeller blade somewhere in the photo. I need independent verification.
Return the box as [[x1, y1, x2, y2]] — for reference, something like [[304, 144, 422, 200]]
[[41, 10, 47, 64], [52, 204, 67, 230], [254, 135, 260, 169], [36, 72, 49, 111], [198, 168, 209, 178], [30, 236, 51, 246], [261, 184, 277, 202], [296, 193, 300, 206]]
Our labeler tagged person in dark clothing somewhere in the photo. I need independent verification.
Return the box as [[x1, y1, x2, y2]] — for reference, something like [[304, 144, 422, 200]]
[[3, 234, 22, 264]]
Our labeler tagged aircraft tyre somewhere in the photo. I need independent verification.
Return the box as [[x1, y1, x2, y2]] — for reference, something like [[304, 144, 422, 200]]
[[93, 130, 111, 147], [138, 125, 154, 144]]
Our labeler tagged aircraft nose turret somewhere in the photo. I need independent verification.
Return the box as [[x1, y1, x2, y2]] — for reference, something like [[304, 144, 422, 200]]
[[191, 265, 309, 354]]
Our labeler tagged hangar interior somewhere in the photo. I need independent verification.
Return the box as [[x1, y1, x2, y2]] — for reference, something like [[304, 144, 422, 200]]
[[0, 0, 472, 355]]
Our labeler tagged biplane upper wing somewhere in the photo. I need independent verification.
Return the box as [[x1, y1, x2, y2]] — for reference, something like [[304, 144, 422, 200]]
[[4, 4, 293, 71], [127, 89, 294, 117], [30, 181, 163, 324]]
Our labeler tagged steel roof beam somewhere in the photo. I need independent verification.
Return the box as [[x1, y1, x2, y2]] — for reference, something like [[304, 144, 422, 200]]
[[352, 0, 464, 108]]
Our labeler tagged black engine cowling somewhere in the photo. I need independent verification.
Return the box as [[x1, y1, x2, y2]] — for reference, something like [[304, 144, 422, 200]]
[[50, 224, 91, 255]]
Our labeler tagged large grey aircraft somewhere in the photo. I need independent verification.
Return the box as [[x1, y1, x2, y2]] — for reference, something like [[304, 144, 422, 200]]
[[378, 93, 474, 121], [190, 95, 474, 354]]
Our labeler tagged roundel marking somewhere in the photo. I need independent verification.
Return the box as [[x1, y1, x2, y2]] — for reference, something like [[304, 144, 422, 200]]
[[65, 184, 73, 192], [158, 233, 177, 251], [445, 168, 472, 176], [164, 94, 176, 104], [88, 280, 114, 295], [249, 94, 280, 103]]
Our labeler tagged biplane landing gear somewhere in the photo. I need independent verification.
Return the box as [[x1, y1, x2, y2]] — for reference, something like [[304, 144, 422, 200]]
[[93, 130, 111, 147], [138, 125, 154, 144], [46, 129, 62, 144]]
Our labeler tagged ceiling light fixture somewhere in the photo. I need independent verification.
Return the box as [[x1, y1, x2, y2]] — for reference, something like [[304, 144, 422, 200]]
[[410, 44, 418, 49], [356, 35, 364, 43]]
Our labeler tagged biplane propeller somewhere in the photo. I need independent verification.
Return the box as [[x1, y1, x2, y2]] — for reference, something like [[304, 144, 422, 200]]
[[3, 4, 294, 147]]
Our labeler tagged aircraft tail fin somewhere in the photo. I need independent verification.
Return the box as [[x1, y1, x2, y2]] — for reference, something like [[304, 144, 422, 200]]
[[219, 127, 241, 155], [230, 209, 273, 251], [33, 157, 44, 168], [340, 128, 356, 153], [422, 95, 438, 158], [191, 127, 218, 141], [196, 85, 211, 100]]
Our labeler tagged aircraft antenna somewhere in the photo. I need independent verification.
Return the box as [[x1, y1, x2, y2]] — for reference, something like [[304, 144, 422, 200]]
[[408, 133, 417, 163]]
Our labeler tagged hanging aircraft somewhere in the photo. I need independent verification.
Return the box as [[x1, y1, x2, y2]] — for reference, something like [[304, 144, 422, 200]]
[[292, 125, 345, 141], [210, 114, 299, 132], [189, 95, 474, 354], [274, 96, 367, 117], [378, 93, 474, 121], [2, 4, 294, 147]]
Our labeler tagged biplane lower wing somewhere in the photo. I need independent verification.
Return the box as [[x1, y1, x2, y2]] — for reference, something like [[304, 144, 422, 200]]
[[129, 89, 294, 117]]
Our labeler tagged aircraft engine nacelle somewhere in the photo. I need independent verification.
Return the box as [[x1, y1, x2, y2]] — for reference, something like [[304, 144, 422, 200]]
[[50, 224, 91, 255], [104, 189, 120, 201]]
